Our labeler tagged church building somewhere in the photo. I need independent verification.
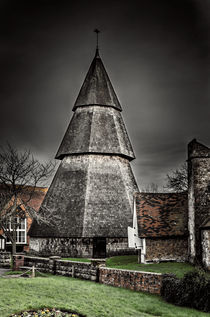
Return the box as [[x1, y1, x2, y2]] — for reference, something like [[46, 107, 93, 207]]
[[28, 43, 209, 268], [29, 47, 139, 258]]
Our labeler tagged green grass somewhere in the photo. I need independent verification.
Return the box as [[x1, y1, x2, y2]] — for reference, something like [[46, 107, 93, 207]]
[[0, 275, 209, 317], [106, 256, 197, 278], [62, 258, 91, 263], [3, 270, 23, 276]]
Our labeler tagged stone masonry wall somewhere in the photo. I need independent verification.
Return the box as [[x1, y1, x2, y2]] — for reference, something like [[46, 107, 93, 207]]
[[188, 157, 210, 262], [30, 237, 135, 258], [0, 251, 11, 268], [99, 267, 162, 294], [55, 260, 98, 281], [145, 237, 188, 262], [201, 230, 210, 270], [29, 237, 93, 258], [188, 140, 210, 264], [24, 256, 99, 281], [24, 256, 50, 273], [22, 256, 162, 294], [106, 238, 136, 256]]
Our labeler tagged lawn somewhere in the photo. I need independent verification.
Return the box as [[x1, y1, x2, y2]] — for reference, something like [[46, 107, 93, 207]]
[[0, 275, 209, 317], [62, 258, 91, 263], [106, 256, 198, 278], [61, 255, 206, 278]]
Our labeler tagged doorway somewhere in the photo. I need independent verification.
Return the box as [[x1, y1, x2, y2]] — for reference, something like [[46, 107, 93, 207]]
[[93, 237, 106, 258]]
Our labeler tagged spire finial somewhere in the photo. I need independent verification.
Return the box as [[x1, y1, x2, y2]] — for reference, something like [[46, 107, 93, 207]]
[[94, 29, 100, 57]]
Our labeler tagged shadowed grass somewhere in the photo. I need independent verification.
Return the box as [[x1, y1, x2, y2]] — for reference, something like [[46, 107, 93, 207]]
[[62, 258, 91, 263], [0, 275, 209, 317], [106, 256, 197, 278]]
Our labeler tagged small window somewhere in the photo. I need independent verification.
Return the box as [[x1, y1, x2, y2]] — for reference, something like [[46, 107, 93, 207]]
[[6, 217, 27, 244]]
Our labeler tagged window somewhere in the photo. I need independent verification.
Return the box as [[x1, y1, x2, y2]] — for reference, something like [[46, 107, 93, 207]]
[[6, 217, 27, 244]]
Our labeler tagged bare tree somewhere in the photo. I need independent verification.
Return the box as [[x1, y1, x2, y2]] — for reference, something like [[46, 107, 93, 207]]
[[164, 162, 188, 192], [0, 143, 55, 262], [140, 182, 160, 193]]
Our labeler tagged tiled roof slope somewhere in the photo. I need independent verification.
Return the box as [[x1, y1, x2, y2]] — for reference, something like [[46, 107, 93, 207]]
[[0, 184, 47, 211], [73, 49, 122, 111], [55, 106, 135, 160], [136, 192, 188, 238]]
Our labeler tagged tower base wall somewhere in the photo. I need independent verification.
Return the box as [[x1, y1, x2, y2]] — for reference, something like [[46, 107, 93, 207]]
[[29, 237, 136, 258]]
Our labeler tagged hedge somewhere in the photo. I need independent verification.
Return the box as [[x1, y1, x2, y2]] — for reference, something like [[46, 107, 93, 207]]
[[161, 270, 210, 312]]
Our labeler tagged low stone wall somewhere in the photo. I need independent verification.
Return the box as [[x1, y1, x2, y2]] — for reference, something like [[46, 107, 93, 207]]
[[99, 267, 162, 294], [22, 256, 163, 294], [0, 251, 11, 268], [24, 256, 50, 273], [23, 256, 99, 281], [55, 260, 98, 281]]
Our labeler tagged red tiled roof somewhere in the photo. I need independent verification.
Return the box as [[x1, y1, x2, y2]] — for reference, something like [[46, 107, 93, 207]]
[[0, 184, 47, 211], [136, 192, 188, 238]]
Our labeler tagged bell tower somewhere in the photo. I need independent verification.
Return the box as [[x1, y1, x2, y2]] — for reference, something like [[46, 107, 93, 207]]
[[29, 39, 139, 258]]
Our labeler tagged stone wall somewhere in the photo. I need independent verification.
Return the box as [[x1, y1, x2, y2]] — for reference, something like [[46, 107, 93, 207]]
[[30, 237, 135, 258], [24, 256, 99, 281], [201, 230, 210, 270], [55, 260, 98, 281], [145, 237, 188, 262], [24, 256, 50, 273], [22, 255, 162, 294], [188, 139, 210, 264], [30, 237, 93, 258], [0, 251, 11, 268], [106, 238, 136, 256], [99, 267, 162, 294]]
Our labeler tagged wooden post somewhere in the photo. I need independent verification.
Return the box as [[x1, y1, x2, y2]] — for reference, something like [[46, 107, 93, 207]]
[[72, 265, 75, 278], [31, 265, 35, 278]]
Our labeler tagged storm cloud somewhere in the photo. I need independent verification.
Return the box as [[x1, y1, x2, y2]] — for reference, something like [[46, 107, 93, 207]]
[[0, 0, 209, 189]]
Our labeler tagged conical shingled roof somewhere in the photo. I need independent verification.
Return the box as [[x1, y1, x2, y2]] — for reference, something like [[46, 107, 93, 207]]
[[29, 48, 139, 243], [73, 49, 122, 111], [55, 106, 135, 160], [55, 50, 135, 161]]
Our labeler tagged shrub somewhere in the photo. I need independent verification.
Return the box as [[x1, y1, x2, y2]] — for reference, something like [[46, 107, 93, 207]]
[[161, 270, 210, 312]]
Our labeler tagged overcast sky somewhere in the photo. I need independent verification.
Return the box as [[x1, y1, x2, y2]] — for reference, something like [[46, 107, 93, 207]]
[[0, 0, 209, 189]]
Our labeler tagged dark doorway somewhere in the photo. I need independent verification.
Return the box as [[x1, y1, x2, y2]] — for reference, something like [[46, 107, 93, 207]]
[[93, 237, 106, 258]]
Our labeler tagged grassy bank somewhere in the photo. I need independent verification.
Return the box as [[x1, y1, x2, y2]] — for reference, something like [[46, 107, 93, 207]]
[[0, 275, 208, 317], [106, 256, 196, 278]]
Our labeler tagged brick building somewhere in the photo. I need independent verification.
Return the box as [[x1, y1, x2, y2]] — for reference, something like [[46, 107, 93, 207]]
[[134, 192, 188, 263], [129, 139, 210, 270], [0, 186, 47, 252]]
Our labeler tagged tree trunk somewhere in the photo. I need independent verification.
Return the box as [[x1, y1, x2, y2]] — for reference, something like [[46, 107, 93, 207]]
[[11, 229, 16, 270]]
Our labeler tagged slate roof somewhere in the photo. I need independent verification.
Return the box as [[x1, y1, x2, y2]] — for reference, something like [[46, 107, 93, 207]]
[[136, 192, 188, 238], [30, 155, 138, 238], [73, 49, 122, 111], [55, 106, 135, 160]]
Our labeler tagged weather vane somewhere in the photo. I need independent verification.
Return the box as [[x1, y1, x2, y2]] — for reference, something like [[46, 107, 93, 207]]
[[94, 29, 100, 49]]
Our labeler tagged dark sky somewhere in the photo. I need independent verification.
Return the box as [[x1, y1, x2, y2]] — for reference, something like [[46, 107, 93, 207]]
[[0, 0, 209, 189]]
